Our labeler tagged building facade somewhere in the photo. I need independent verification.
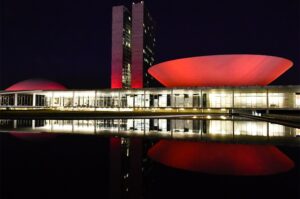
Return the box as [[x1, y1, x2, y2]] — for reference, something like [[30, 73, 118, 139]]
[[111, 6, 132, 88], [111, 2, 156, 89], [1, 86, 300, 110]]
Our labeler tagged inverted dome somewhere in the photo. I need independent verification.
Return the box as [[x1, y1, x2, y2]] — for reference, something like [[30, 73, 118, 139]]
[[148, 140, 294, 175], [6, 79, 66, 91], [148, 54, 293, 87]]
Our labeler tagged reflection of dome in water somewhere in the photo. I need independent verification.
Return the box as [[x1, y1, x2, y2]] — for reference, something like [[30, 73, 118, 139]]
[[148, 140, 294, 176], [5, 78, 66, 91]]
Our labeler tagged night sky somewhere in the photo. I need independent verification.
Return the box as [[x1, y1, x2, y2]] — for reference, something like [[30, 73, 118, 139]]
[[1, 0, 299, 89]]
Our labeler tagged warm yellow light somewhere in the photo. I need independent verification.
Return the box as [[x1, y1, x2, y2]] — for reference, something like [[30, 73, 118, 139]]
[[220, 115, 226, 120]]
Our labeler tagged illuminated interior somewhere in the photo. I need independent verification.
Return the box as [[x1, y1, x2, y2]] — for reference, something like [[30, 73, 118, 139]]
[[296, 94, 300, 108], [1, 86, 299, 110]]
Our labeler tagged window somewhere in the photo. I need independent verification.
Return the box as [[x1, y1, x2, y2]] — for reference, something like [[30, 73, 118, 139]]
[[269, 93, 285, 108], [296, 94, 300, 108], [234, 93, 266, 108], [208, 93, 232, 108]]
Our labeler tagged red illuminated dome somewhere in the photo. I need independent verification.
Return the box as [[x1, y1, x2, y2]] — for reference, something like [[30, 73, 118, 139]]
[[5, 78, 64, 141], [148, 140, 294, 175], [148, 54, 293, 87], [5, 78, 66, 91]]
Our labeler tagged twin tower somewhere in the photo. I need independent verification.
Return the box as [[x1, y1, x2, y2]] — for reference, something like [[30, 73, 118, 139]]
[[111, 2, 156, 89]]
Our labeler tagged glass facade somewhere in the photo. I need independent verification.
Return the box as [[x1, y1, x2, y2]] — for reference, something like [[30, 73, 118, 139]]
[[1, 86, 300, 110], [142, 7, 156, 87], [0, 94, 14, 106], [295, 93, 300, 108], [122, 10, 132, 88]]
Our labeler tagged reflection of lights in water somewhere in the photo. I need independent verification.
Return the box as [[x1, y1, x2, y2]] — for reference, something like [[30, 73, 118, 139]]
[[234, 121, 267, 136], [1, 119, 298, 142], [209, 120, 232, 135], [269, 123, 285, 136]]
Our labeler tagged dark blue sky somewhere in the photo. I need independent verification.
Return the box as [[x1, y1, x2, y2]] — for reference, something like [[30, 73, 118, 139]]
[[1, 0, 299, 89]]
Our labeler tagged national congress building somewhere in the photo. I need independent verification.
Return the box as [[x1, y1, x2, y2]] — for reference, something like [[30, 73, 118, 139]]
[[0, 1, 300, 112]]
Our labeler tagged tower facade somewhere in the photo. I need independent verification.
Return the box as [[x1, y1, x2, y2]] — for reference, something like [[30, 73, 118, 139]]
[[111, 2, 156, 89], [111, 6, 132, 89], [131, 2, 156, 88]]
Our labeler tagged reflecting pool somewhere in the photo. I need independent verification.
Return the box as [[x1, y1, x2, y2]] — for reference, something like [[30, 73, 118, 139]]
[[0, 116, 299, 199], [0, 116, 299, 146]]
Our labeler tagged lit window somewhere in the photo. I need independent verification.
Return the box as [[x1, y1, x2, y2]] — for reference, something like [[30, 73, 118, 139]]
[[296, 94, 300, 107]]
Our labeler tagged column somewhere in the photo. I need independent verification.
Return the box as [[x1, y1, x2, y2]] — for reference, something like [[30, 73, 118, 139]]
[[14, 93, 18, 106], [32, 94, 36, 107]]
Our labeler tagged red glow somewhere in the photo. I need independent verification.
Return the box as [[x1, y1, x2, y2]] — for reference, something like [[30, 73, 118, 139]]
[[148, 54, 293, 87], [110, 137, 121, 149], [111, 80, 123, 89], [6, 79, 66, 91], [148, 140, 294, 175], [111, 61, 123, 89], [10, 132, 57, 141]]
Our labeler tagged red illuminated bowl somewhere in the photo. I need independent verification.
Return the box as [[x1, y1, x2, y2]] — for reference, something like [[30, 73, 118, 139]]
[[148, 140, 294, 175], [148, 55, 293, 87]]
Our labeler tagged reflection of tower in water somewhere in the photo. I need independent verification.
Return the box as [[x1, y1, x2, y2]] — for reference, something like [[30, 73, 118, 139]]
[[109, 136, 154, 199]]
